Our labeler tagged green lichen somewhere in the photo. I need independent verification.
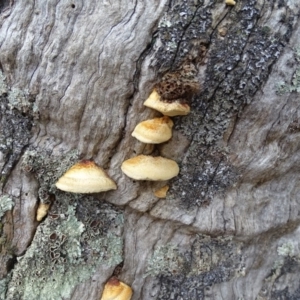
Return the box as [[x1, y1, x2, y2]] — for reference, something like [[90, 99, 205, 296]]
[[277, 241, 295, 257], [0, 273, 11, 300], [6, 148, 124, 299], [145, 244, 185, 277], [146, 234, 244, 278], [148, 234, 245, 299], [0, 72, 7, 96], [0, 195, 14, 219], [6, 195, 124, 300], [275, 240, 300, 266], [7, 88, 31, 113], [0, 74, 35, 189], [261, 26, 271, 36], [0, 71, 38, 117], [21, 149, 79, 203], [277, 69, 300, 94], [258, 240, 300, 299], [276, 46, 300, 95]]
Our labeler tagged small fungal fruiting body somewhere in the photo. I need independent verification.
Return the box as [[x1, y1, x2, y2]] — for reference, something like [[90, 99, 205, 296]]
[[55, 160, 117, 193], [131, 116, 173, 144], [218, 27, 228, 37], [36, 203, 50, 221], [156, 63, 200, 100], [225, 0, 236, 5], [154, 185, 169, 198], [143, 90, 190, 116], [121, 155, 179, 181], [100, 277, 132, 300]]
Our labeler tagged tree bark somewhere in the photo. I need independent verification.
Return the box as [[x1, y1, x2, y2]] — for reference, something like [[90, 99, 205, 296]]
[[1, 0, 300, 299]]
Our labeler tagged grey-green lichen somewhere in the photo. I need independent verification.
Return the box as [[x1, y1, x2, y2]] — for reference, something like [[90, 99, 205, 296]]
[[0, 71, 37, 189], [0, 71, 38, 117], [7, 88, 38, 116], [150, 0, 296, 207], [0, 272, 11, 300], [0, 72, 7, 96], [3, 148, 124, 300], [6, 195, 124, 300], [272, 240, 300, 271], [21, 148, 79, 203], [147, 234, 244, 299], [258, 240, 300, 299], [0, 195, 14, 219], [277, 241, 296, 257], [145, 244, 185, 277], [276, 47, 300, 94]]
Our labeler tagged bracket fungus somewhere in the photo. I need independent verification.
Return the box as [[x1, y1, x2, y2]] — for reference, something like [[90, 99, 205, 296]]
[[55, 160, 117, 193], [36, 202, 50, 221], [144, 90, 190, 116], [225, 0, 236, 5], [121, 155, 179, 181], [132, 116, 173, 144], [100, 277, 132, 300]]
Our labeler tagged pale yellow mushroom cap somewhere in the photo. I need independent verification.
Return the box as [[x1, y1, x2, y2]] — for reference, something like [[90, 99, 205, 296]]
[[121, 155, 179, 181], [132, 116, 173, 144], [100, 277, 132, 300], [225, 0, 236, 5], [154, 185, 169, 198], [55, 161, 117, 193], [143, 90, 190, 116], [36, 203, 50, 221]]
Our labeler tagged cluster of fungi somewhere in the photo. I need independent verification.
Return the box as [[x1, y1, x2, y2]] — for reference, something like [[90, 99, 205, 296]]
[[33, 29, 213, 300], [25, 0, 243, 297], [121, 88, 192, 198], [32, 46, 203, 297], [51, 88, 193, 199], [33, 88, 192, 300]]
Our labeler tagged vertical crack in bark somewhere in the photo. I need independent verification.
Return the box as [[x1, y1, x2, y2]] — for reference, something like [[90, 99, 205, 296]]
[[170, 3, 203, 67]]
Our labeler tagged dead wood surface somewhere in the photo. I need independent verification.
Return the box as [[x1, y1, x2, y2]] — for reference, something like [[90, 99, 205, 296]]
[[1, 0, 300, 299]]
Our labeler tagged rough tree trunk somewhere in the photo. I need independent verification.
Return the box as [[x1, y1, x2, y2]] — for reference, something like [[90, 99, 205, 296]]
[[1, 0, 300, 299]]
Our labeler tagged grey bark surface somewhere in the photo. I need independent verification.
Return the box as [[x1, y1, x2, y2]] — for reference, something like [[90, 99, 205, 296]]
[[0, 0, 300, 299]]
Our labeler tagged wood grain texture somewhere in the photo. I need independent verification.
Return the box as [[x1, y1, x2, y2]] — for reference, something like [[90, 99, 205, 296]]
[[1, 0, 300, 299]]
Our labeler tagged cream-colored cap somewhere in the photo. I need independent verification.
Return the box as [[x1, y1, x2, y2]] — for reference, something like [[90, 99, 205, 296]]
[[225, 0, 236, 5], [36, 203, 50, 221], [154, 185, 169, 198], [55, 161, 117, 193], [100, 277, 132, 300], [144, 90, 190, 116], [132, 116, 173, 144], [121, 155, 179, 181]]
